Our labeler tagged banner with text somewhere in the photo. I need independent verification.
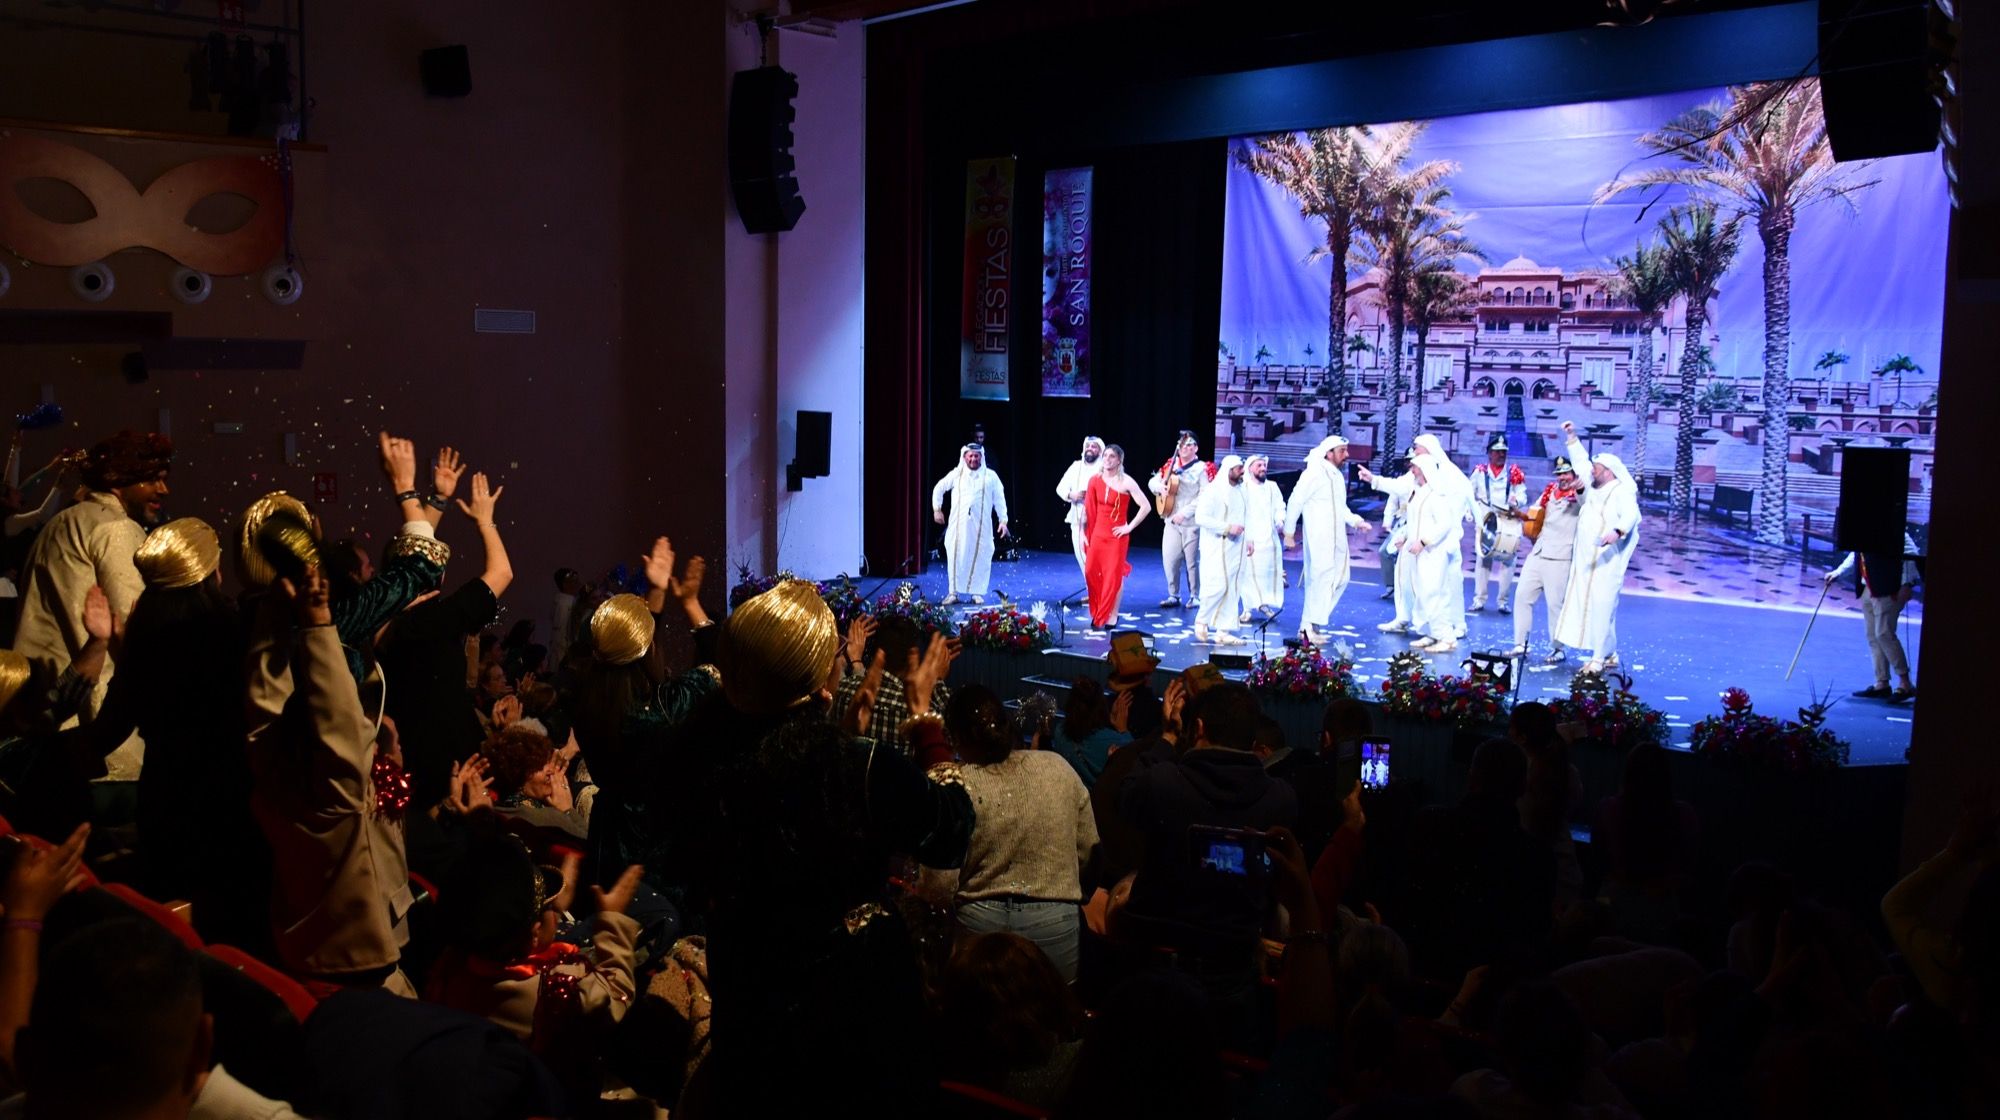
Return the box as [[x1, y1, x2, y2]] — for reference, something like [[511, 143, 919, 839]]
[[959, 157, 1015, 401], [1041, 166, 1093, 398]]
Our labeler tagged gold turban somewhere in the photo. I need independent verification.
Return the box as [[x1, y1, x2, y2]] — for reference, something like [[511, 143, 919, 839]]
[[717, 579, 839, 716], [237, 492, 318, 589], [134, 517, 221, 590], [590, 594, 656, 667], [0, 650, 30, 715]]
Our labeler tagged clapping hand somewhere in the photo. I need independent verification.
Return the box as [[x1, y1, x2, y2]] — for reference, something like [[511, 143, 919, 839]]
[[844, 615, 877, 667], [447, 754, 494, 815], [593, 864, 646, 916], [642, 537, 677, 592], [1110, 689, 1133, 733], [82, 584, 116, 644], [843, 651, 887, 738], [904, 633, 953, 717], [1162, 678, 1188, 732], [491, 694, 524, 728]]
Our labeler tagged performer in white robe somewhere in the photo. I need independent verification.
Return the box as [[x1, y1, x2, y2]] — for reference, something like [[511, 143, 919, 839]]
[[931, 443, 1009, 605], [1055, 436, 1105, 588], [1193, 455, 1248, 644], [1553, 422, 1639, 672], [1239, 454, 1287, 619], [1361, 436, 1467, 651], [1282, 436, 1365, 644]]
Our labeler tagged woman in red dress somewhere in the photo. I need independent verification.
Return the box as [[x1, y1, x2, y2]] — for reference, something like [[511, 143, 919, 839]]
[[1084, 444, 1152, 630]]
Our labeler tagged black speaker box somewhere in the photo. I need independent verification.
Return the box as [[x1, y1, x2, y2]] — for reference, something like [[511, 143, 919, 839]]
[[730, 67, 806, 233], [795, 410, 832, 477], [1834, 446, 1911, 552], [1817, 0, 1940, 161], [420, 45, 472, 98]]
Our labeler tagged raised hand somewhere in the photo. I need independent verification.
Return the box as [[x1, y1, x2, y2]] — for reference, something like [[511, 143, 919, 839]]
[[843, 651, 887, 737], [490, 694, 524, 728], [844, 615, 877, 667], [82, 584, 114, 643], [671, 555, 705, 605], [1162, 678, 1188, 731], [1356, 466, 1375, 484], [1561, 420, 1576, 438], [593, 863, 646, 916], [904, 633, 952, 716], [377, 432, 418, 492], [453, 473, 504, 526], [1111, 688, 1134, 733], [549, 849, 583, 914], [642, 537, 676, 591], [278, 566, 333, 628], [432, 446, 466, 499], [447, 754, 494, 815], [1, 822, 90, 922]]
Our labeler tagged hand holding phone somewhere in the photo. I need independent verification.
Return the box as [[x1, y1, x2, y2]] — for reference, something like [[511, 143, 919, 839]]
[[1359, 738, 1393, 790]]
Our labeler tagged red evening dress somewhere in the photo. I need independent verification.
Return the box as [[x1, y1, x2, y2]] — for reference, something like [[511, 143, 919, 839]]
[[1084, 473, 1132, 630]]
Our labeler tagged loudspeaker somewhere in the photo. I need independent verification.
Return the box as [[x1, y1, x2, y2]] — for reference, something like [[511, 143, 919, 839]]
[[1817, 0, 1941, 161], [729, 66, 806, 233], [795, 410, 832, 477], [420, 46, 472, 97], [1834, 447, 1911, 552]]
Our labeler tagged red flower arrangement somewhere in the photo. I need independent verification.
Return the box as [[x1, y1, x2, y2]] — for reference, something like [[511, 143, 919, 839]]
[[1247, 638, 1356, 702], [1549, 668, 1667, 750], [958, 602, 1054, 653], [1377, 651, 1503, 728], [1688, 687, 1849, 773]]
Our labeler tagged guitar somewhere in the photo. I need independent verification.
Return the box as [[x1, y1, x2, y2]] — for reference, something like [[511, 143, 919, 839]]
[[1155, 460, 1182, 519], [1520, 504, 1546, 543]]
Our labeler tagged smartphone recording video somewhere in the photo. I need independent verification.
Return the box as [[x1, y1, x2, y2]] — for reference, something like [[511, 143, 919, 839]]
[[1360, 738, 1392, 790], [1188, 824, 1269, 879]]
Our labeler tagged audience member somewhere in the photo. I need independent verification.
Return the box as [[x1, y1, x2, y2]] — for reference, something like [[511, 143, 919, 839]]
[[929, 684, 1098, 981], [1052, 676, 1128, 785], [936, 932, 1086, 1108], [828, 613, 952, 757], [1511, 701, 1585, 909], [1594, 744, 1700, 945]]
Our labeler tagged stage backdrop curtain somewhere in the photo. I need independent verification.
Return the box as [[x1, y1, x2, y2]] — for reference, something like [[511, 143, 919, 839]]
[[918, 140, 1226, 571]]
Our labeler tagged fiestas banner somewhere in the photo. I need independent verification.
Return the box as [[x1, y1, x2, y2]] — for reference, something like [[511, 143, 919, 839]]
[[1041, 166, 1093, 398], [959, 157, 1015, 401]]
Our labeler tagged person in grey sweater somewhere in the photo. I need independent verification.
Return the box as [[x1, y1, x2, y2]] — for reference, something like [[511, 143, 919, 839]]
[[927, 685, 1098, 982]]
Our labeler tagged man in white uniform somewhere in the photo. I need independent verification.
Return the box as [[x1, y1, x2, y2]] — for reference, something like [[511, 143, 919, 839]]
[[1055, 436, 1105, 589], [1508, 456, 1583, 662], [1147, 431, 1209, 609], [1283, 436, 1366, 644], [1239, 454, 1287, 620], [1193, 455, 1248, 644], [1469, 436, 1528, 614], [1553, 421, 1639, 672], [931, 443, 1009, 605]]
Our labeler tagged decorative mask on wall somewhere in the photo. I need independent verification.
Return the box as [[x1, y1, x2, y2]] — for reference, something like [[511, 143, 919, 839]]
[[0, 133, 286, 277]]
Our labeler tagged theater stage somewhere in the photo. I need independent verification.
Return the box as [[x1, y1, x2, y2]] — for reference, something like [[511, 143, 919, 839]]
[[909, 546, 1917, 767]]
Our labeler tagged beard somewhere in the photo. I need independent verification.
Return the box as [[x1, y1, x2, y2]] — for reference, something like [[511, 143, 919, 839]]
[[1083, 450, 1099, 463]]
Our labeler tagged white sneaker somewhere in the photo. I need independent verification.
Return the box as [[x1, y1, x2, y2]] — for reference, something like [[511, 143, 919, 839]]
[[1583, 660, 1604, 674], [1428, 638, 1458, 652], [1410, 636, 1437, 650], [1238, 612, 1252, 624], [971, 595, 985, 605], [941, 594, 960, 606], [1214, 632, 1244, 646], [1378, 620, 1410, 633]]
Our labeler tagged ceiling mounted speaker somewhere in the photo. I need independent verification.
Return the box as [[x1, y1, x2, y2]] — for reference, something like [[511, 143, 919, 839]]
[[171, 267, 212, 305], [261, 264, 303, 305], [70, 261, 114, 302]]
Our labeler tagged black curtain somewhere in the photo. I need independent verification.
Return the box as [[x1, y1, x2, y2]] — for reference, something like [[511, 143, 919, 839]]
[[924, 139, 1225, 566]]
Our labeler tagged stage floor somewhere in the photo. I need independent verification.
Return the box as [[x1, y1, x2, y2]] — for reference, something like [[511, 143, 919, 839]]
[[913, 547, 1917, 767]]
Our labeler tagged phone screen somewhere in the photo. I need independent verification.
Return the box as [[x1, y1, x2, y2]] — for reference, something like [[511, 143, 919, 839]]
[[1200, 838, 1251, 877], [1360, 739, 1392, 790]]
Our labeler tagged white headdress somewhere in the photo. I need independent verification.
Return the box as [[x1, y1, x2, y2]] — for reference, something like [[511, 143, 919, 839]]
[[1306, 435, 1349, 464], [1218, 454, 1245, 478], [1590, 451, 1635, 492], [1410, 434, 1470, 498]]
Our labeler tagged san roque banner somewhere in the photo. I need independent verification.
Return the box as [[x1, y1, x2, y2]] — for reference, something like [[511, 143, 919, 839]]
[[1041, 166, 1093, 398], [959, 157, 1015, 401]]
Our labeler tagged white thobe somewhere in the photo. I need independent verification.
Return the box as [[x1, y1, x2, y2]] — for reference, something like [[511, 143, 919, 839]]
[[1554, 437, 1640, 658], [932, 466, 1009, 597], [1371, 472, 1461, 638], [1055, 459, 1096, 581], [1283, 465, 1364, 628], [1193, 479, 1247, 633], [1241, 477, 1287, 612]]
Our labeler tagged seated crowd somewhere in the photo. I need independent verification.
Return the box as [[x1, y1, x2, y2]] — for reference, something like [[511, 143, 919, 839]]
[[0, 428, 1992, 1119]]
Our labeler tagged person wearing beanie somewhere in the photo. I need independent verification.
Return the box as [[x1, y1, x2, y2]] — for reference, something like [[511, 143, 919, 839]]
[[10, 428, 172, 781]]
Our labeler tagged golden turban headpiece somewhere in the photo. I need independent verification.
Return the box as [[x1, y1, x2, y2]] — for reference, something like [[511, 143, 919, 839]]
[[237, 491, 319, 589], [133, 517, 221, 590], [717, 579, 839, 717], [0, 651, 31, 715], [590, 594, 656, 667]]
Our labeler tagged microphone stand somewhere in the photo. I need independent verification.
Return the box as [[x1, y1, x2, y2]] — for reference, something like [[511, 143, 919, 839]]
[[1053, 585, 1088, 648], [859, 556, 917, 609]]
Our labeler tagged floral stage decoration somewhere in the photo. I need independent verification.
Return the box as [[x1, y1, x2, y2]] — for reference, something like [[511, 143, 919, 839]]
[[1247, 637, 1356, 702], [1550, 668, 1667, 751], [869, 581, 958, 636], [1688, 686, 1850, 773], [1377, 650, 1503, 728], [727, 567, 925, 632], [959, 595, 1055, 652]]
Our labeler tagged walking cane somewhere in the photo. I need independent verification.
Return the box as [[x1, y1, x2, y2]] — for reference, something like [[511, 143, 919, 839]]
[[1785, 578, 1833, 681]]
